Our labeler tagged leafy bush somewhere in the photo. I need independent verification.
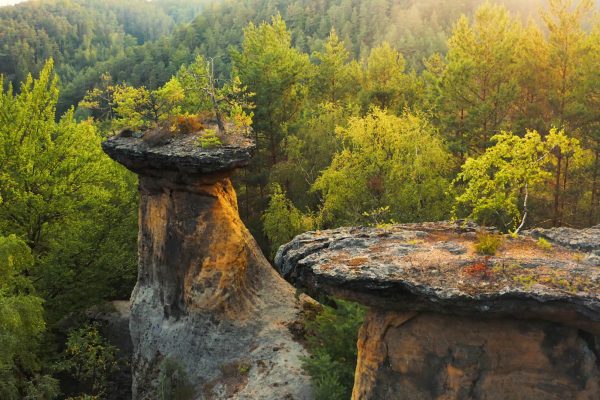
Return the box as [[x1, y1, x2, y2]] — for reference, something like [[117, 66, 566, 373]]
[[302, 299, 366, 400], [536, 237, 553, 251], [58, 323, 119, 398], [474, 232, 503, 255], [197, 131, 222, 149], [262, 184, 314, 257], [0, 235, 59, 400]]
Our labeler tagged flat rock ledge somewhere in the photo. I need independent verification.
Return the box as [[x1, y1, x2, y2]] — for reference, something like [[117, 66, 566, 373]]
[[103, 130, 313, 400], [102, 131, 254, 177], [275, 221, 600, 400]]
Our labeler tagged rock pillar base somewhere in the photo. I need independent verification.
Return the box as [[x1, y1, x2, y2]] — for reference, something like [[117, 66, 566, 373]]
[[353, 309, 600, 400]]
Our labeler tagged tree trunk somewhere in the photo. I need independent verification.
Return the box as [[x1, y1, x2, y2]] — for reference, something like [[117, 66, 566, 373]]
[[515, 183, 529, 235], [561, 156, 569, 224], [209, 92, 226, 133], [553, 153, 562, 226], [591, 148, 599, 225]]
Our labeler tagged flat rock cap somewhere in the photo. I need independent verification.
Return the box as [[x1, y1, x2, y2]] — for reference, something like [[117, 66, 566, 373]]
[[102, 131, 255, 176], [275, 222, 600, 334]]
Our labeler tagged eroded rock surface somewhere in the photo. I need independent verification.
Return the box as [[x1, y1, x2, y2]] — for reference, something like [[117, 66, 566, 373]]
[[529, 225, 600, 266], [103, 133, 254, 177], [354, 310, 600, 400], [275, 221, 600, 400], [103, 132, 313, 400]]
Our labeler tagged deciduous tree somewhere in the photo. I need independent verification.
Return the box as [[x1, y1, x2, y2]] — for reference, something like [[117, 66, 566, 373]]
[[453, 128, 583, 232], [314, 108, 451, 226]]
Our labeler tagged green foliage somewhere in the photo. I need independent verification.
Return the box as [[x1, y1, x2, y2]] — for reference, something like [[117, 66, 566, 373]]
[[0, 0, 210, 112], [238, 363, 251, 375], [269, 102, 354, 213], [536, 237, 553, 250], [262, 184, 314, 256], [23, 374, 61, 400], [58, 323, 119, 398], [312, 29, 358, 105], [232, 14, 313, 164], [302, 299, 366, 400], [3, 0, 583, 119], [176, 55, 254, 132], [113, 79, 184, 130], [82, 77, 185, 130], [0, 235, 59, 400], [359, 42, 418, 113], [197, 132, 222, 149], [362, 206, 394, 227], [453, 128, 583, 230], [0, 60, 138, 320], [428, 2, 522, 154], [314, 108, 451, 226], [312, 371, 347, 400], [474, 232, 504, 255], [157, 358, 195, 400], [0, 1, 599, 395], [542, 0, 594, 124]]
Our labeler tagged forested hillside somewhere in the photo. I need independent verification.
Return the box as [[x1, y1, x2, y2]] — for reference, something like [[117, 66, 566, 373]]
[[75, 0, 594, 250], [0, 0, 210, 107], [0, 0, 599, 398], [1, 0, 556, 112]]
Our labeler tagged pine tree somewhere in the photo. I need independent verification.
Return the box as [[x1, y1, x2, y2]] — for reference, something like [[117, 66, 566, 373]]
[[434, 3, 521, 155]]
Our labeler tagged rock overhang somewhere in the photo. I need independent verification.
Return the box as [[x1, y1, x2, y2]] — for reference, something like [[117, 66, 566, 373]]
[[101, 128, 314, 398], [275, 221, 600, 334], [102, 131, 255, 177]]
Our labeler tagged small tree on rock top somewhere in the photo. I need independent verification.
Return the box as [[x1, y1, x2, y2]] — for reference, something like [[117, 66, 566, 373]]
[[453, 128, 582, 233], [176, 55, 254, 134]]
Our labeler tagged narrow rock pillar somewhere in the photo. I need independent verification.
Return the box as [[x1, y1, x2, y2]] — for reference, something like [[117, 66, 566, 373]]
[[103, 133, 313, 400]]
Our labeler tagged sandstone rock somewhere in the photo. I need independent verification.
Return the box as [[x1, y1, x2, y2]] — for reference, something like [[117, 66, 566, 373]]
[[275, 221, 600, 400], [102, 131, 255, 177], [528, 225, 600, 266], [354, 310, 600, 400], [103, 132, 313, 400]]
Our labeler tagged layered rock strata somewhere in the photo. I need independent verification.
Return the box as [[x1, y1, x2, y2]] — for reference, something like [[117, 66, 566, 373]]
[[276, 221, 600, 400], [103, 132, 313, 400]]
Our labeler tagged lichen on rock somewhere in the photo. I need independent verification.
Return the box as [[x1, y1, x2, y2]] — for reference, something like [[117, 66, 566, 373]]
[[276, 221, 600, 400]]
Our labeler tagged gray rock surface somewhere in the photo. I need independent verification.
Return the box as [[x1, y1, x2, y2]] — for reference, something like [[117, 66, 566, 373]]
[[275, 222, 600, 400], [275, 221, 600, 334], [102, 131, 254, 177], [528, 225, 600, 265]]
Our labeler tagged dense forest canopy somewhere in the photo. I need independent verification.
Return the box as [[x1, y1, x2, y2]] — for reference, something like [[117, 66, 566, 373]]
[[0, 0, 599, 398], [2, 0, 586, 112], [0, 0, 211, 106]]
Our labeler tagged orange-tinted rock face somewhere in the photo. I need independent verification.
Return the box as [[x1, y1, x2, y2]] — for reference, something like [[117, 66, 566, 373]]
[[138, 175, 254, 317], [353, 309, 600, 400], [103, 134, 313, 400]]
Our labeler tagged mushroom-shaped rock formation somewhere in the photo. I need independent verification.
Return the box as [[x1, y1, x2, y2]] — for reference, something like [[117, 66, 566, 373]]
[[275, 221, 600, 400], [103, 132, 313, 400]]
